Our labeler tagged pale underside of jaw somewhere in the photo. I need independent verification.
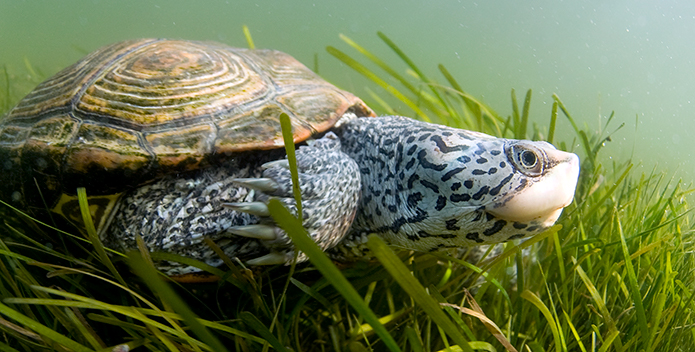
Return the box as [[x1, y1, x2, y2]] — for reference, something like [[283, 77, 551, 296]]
[[488, 150, 580, 226]]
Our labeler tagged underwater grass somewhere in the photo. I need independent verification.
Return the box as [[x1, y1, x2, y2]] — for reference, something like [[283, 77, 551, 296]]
[[0, 33, 692, 352]]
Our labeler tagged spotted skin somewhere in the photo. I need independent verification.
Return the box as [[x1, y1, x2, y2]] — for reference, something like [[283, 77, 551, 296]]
[[107, 133, 362, 273], [326, 116, 577, 259], [103, 115, 579, 275], [107, 152, 271, 272]]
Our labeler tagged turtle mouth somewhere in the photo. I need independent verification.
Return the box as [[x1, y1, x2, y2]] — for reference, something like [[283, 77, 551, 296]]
[[487, 150, 580, 223]]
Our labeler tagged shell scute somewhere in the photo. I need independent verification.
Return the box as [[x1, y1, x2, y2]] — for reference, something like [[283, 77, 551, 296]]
[[8, 39, 156, 120], [23, 115, 79, 186], [247, 49, 329, 87], [0, 124, 30, 146], [276, 88, 357, 133], [77, 42, 270, 126], [145, 123, 216, 171], [61, 123, 152, 194]]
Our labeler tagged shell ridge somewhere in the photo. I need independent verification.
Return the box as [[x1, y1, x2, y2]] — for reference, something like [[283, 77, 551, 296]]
[[57, 112, 84, 182], [71, 39, 164, 114]]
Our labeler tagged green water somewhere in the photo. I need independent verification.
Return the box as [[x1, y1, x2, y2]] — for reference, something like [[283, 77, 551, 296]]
[[2, 0, 694, 183]]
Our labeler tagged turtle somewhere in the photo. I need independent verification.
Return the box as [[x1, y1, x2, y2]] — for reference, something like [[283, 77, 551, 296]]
[[0, 39, 580, 278]]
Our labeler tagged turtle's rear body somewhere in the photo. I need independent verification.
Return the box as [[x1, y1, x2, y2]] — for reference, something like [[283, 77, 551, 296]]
[[0, 39, 580, 277]]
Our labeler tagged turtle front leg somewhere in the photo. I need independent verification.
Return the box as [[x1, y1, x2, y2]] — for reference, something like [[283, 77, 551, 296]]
[[226, 132, 361, 265]]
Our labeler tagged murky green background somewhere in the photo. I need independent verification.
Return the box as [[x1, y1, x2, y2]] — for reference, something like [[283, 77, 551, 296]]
[[1, 0, 693, 183]]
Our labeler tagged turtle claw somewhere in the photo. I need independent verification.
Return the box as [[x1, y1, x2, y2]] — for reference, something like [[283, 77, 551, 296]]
[[261, 159, 290, 170], [223, 201, 270, 216], [246, 251, 289, 266], [231, 178, 279, 193], [227, 224, 277, 240]]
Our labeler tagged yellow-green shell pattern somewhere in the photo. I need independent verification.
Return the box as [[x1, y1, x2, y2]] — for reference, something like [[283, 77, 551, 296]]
[[0, 39, 374, 220]]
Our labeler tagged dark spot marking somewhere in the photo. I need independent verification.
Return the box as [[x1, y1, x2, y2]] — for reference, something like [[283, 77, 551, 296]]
[[488, 168, 497, 174], [472, 169, 487, 175], [417, 150, 447, 171], [407, 192, 423, 207], [407, 144, 417, 155], [407, 174, 420, 189], [513, 222, 528, 229], [388, 204, 397, 213], [526, 225, 539, 232], [499, 161, 506, 168], [466, 232, 483, 243], [445, 219, 460, 231], [463, 180, 474, 189], [418, 133, 431, 141], [388, 208, 428, 233], [476, 157, 488, 164], [490, 150, 501, 156], [472, 186, 490, 201], [451, 182, 461, 191], [441, 167, 465, 181], [515, 178, 528, 191], [489, 174, 514, 196], [483, 220, 507, 236], [457, 155, 471, 163], [508, 233, 526, 240], [435, 195, 447, 211], [458, 132, 473, 140], [485, 212, 495, 221], [450, 193, 471, 202], [430, 244, 446, 252], [406, 231, 421, 241], [405, 158, 416, 170], [420, 180, 440, 193], [430, 135, 468, 153], [442, 131, 453, 136], [406, 136, 415, 143]]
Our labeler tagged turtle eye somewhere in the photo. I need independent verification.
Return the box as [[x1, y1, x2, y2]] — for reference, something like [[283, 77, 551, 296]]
[[520, 150, 538, 168], [506, 142, 545, 177]]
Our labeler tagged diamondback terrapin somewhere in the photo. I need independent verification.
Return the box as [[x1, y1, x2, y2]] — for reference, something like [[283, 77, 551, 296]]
[[0, 39, 580, 278]]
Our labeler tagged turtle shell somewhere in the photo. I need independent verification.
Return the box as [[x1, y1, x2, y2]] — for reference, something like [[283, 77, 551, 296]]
[[0, 39, 374, 226]]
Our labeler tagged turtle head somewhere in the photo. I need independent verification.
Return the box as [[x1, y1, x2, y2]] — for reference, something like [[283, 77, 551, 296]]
[[487, 140, 579, 228], [370, 123, 580, 250]]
